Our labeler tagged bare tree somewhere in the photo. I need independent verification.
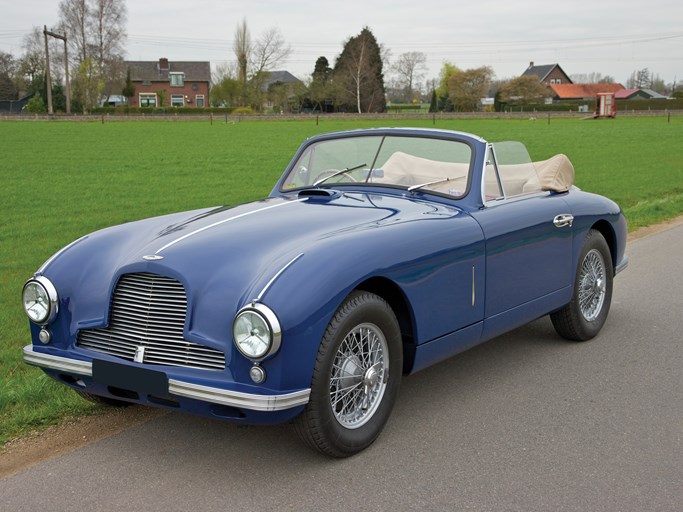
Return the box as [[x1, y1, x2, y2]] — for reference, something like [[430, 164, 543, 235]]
[[58, 0, 89, 64], [251, 27, 292, 75], [234, 18, 251, 86], [90, 0, 127, 74], [393, 51, 427, 101]]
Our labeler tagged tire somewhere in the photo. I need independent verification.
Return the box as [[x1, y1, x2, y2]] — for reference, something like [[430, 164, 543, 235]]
[[551, 229, 614, 341], [295, 291, 402, 457], [74, 389, 133, 407]]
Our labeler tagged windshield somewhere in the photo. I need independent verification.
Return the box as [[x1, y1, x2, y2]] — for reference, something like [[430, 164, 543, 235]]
[[489, 141, 542, 198], [281, 135, 472, 198]]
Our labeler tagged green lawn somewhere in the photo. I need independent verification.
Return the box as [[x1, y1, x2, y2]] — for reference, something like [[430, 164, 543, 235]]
[[1, 116, 682, 445]]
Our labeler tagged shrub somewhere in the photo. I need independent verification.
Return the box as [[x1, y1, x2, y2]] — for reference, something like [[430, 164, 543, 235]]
[[25, 95, 47, 113]]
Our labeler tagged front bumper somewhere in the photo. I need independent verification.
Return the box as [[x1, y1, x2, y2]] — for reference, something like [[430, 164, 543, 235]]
[[23, 345, 310, 412]]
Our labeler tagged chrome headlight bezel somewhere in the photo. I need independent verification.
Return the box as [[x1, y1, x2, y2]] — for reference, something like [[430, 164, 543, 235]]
[[22, 276, 59, 325], [232, 303, 282, 361]]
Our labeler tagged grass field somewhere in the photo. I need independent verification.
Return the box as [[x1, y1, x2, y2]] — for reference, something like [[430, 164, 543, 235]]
[[1, 116, 682, 446]]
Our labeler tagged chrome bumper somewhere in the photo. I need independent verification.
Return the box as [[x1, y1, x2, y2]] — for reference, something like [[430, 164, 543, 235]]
[[23, 345, 310, 412]]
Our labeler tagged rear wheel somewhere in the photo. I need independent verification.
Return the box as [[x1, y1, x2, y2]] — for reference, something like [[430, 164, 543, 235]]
[[295, 291, 402, 457], [551, 229, 613, 341]]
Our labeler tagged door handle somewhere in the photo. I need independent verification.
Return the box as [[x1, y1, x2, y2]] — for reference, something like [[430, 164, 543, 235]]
[[553, 214, 574, 228]]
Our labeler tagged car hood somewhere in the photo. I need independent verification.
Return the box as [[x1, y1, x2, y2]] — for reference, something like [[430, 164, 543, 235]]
[[41, 191, 462, 340]]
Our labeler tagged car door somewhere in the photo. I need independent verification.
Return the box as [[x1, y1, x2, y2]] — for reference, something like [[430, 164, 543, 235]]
[[469, 144, 574, 340]]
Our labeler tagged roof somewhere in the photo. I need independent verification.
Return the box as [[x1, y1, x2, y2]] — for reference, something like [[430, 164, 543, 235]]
[[126, 61, 211, 82], [522, 63, 572, 83], [550, 83, 624, 99], [260, 70, 302, 90]]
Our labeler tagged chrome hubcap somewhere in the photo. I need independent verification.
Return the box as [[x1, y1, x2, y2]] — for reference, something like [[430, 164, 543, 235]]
[[329, 323, 388, 429], [579, 249, 607, 322]]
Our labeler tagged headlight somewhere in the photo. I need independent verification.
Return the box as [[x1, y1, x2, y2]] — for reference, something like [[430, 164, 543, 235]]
[[232, 303, 281, 361], [22, 276, 58, 325]]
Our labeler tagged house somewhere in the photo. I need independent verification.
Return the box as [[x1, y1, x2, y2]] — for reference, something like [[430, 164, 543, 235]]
[[522, 62, 573, 86], [615, 88, 669, 100], [125, 58, 211, 108], [259, 70, 303, 112], [550, 83, 625, 101], [259, 70, 302, 92]]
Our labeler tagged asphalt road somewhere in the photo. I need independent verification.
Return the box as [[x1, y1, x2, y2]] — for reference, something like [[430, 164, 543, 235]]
[[2, 225, 681, 512]]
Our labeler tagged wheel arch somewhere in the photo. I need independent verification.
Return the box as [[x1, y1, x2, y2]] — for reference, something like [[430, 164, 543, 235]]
[[355, 277, 417, 375], [589, 219, 618, 274]]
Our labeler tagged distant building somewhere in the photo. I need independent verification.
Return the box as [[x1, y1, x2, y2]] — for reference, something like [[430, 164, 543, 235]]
[[550, 83, 625, 101], [615, 88, 669, 100], [521, 62, 573, 86], [259, 70, 303, 112], [125, 58, 211, 108]]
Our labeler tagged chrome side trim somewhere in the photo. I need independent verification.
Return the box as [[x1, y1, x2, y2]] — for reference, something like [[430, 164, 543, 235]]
[[256, 253, 304, 302], [23, 345, 93, 376], [23, 345, 310, 412], [168, 380, 311, 412], [155, 199, 305, 254]]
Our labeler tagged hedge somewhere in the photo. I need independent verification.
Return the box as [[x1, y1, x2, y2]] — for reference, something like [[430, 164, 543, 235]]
[[91, 106, 237, 115]]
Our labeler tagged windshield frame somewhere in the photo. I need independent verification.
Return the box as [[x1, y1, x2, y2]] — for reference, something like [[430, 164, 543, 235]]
[[277, 132, 476, 200]]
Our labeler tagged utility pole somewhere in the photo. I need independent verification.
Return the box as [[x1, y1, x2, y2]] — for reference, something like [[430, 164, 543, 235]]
[[43, 26, 53, 114], [43, 25, 71, 114]]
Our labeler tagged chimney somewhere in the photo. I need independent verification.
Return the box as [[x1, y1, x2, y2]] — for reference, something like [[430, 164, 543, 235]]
[[159, 58, 169, 70], [529, 61, 534, 68]]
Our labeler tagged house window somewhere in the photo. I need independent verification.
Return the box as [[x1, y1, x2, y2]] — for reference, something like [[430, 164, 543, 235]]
[[171, 95, 185, 107], [170, 72, 184, 87], [196, 95, 205, 107], [139, 93, 157, 107]]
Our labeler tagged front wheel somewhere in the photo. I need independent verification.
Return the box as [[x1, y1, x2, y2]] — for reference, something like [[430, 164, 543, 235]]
[[295, 291, 402, 457], [551, 229, 614, 341]]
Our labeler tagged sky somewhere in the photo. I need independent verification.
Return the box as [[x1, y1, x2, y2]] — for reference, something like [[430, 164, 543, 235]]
[[1, 0, 682, 87]]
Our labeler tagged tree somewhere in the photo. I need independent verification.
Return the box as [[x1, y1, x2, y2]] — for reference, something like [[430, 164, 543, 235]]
[[627, 68, 651, 89], [72, 57, 103, 112], [393, 51, 427, 101], [59, 0, 89, 64], [333, 27, 386, 113], [497, 75, 550, 107], [570, 72, 615, 84], [428, 89, 437, 113], [234, 18, 251, 87], [58, 0, 127, 95], [434, 62, 460, 111], [121, 66, 134, 98], [448, 66, 493, 111], [251, 27, 292, 76], [309, 56, 333, 111], [0, 51, 19, 100]]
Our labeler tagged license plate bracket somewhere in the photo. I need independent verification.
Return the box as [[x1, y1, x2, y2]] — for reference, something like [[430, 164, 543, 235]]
[[92, 359, 168, 397]]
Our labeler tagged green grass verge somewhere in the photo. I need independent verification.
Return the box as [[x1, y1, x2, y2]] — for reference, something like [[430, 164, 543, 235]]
[[1, 116, 682, 446]]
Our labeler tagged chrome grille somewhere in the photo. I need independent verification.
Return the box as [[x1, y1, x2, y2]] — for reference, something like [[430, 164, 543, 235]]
[[77, 272, 225, 370]]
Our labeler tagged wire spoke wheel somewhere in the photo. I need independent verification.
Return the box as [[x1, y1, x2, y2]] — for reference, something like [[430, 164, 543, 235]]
[[330, 323, 388, 429], [551, 229, 613, 341], [295, 291, 402, 457], [578, 249, 607, 321]]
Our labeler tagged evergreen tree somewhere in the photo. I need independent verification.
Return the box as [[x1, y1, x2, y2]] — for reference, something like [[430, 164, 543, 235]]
[[333, 28, 386, 113]]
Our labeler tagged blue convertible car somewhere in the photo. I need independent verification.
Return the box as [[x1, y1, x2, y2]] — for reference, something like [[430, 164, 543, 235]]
[[22, 128, 627, 457]]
